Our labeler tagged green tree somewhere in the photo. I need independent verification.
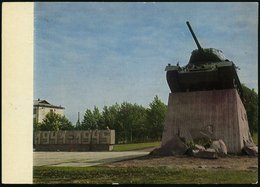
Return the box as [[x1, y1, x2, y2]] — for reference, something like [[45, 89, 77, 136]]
[[59, 115, 74, 130], [38, 112, 74, 131], [81, 109, 95, 130], [117, 102, 134, 143], [130, 104, 147, 142], [241, 84, 258, 133], [146, 95, 167, 140], [102, 104, 120, 129], [93, 106, 105, 129], [77, 96, 167, 143], [116, 102, 148, 143], [33, 118, 41, 131], [102, 103, 123, 143], [102, 102, 148, 143], [81, 106, 103, 130], [33, 122, 41, 132]]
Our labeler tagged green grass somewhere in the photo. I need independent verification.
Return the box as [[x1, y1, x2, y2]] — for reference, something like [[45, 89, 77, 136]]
[[33, 166, 258, 184], [113, 132, 258, 151], [252, 133, 258, 145], [112, 141, 160, 151]]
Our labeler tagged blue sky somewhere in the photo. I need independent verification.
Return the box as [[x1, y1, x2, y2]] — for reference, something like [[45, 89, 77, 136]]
[[34, 2, 258, 123]]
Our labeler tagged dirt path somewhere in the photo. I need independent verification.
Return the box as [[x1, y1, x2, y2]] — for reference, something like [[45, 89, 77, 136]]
[[103, 154, 258, 171]]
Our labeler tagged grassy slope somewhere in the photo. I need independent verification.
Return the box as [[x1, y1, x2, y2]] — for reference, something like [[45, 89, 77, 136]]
[[33, 166, 258, 184], [113, 141, 160, 151]]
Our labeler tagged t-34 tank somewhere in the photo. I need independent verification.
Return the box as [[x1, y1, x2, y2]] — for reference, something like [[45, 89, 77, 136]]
[[166, 21, 243, 98]]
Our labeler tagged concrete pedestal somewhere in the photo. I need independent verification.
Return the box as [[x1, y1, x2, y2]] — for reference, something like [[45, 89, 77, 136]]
[[161, 89, 254, 153], [34, 144, 114, 151]]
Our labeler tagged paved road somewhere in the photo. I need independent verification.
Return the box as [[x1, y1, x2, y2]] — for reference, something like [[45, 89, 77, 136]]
[[34, 151, 149, 167]]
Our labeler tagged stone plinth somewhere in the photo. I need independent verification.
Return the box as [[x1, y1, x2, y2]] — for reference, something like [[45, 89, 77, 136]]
[[161, 89, 254, 153]]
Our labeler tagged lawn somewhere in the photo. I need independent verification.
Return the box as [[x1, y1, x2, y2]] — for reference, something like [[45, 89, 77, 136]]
[[112, 133, 258, 152], [113, 141, 160, 151], [33, 166, 258, 184]]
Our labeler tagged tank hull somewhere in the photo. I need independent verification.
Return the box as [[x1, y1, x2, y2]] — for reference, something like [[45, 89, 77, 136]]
[[166, 65, 243, 97]]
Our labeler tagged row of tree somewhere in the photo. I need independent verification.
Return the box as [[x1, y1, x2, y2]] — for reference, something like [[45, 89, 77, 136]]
[[34, 96, 167, 143], [34, 85, 258, 143]]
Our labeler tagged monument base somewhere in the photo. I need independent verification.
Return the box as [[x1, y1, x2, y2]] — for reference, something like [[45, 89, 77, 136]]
[[161, 88, 254, 153], [34, 144, 114, 152]]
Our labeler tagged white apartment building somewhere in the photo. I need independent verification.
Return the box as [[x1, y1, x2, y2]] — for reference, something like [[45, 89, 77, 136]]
[[33, 99, 65, 123]]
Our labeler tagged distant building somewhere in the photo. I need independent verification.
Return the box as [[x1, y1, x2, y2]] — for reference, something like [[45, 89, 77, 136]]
[[33, 99, 65, 123]]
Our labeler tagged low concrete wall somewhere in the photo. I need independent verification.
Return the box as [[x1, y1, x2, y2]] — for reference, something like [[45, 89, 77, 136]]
[[34, 130, 115, 151], [34, 144, 113, 151], [161, 89, 253, 153]]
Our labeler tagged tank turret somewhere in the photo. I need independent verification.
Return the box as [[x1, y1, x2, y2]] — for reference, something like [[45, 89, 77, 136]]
[[186, 21, 228, 65], [165, 21, 243, 98]]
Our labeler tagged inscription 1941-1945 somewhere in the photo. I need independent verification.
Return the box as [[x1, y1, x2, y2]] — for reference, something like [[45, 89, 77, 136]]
[[34, 130, 115, 151]]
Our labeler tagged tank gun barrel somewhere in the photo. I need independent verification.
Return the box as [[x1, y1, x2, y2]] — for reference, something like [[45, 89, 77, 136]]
[[186, 21, 203, 51]]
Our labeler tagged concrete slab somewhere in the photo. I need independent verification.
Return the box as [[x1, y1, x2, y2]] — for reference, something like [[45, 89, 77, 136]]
[[34, 151, 149, 167]]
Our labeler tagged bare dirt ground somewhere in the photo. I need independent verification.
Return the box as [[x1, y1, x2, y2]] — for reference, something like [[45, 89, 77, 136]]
[[104, 148, 258, 171]]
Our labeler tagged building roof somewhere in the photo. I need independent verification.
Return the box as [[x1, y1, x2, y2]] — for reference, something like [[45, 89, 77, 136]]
[[33, 99, 65, 109]]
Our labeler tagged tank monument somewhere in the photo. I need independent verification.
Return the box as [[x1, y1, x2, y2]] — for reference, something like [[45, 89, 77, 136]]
[[152, 22, 257, 157]]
